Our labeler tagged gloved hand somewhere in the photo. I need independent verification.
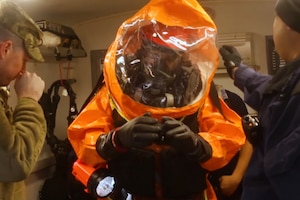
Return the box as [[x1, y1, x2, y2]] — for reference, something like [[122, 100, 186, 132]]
[[161, 116, 212, 161], [114, 113, 161, 149], [219, 45, 242, 79], [96, 113, 161, 161]]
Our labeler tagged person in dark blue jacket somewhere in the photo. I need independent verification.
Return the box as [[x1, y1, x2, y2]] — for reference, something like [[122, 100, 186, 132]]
[[219, 0, 300, 199]]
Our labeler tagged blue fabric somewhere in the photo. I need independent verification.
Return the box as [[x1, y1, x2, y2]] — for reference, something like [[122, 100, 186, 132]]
[[233, 62, 300, 200]]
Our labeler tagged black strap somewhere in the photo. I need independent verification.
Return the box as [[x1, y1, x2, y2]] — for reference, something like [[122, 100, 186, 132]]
[[79, 72, 104, 113], [209, 81, 225, 117]]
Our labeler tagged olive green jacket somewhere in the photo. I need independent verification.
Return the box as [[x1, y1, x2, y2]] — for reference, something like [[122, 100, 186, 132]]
[[0, 88, 46, 200]]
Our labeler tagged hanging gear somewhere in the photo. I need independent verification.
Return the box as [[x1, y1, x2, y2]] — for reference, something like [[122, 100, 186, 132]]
[[39, 79, 96, 200], [40, 79, 78, 156]]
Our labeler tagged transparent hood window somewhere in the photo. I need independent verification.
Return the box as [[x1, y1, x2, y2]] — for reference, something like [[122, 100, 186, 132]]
[[115, 21, 216, 108]]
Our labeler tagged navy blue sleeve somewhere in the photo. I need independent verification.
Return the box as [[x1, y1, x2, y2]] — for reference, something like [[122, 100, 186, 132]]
[[233, 64, 272, 111]]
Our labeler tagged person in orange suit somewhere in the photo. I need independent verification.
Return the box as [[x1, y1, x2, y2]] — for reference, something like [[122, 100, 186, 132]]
[[68, 0, 245, 199]]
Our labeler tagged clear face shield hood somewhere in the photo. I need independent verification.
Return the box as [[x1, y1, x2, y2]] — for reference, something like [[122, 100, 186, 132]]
[[115, 22, 215, 108]]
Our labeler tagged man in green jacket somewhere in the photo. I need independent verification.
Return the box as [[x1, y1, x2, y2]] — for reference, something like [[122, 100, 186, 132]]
[[0, 1, 47, 200]]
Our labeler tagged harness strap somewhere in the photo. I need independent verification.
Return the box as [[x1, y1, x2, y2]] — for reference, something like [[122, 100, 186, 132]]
[[39, 79, 78, 157]]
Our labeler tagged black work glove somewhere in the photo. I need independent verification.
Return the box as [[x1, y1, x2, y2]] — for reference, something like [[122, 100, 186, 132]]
[[96, 113, 161, 161], [219, 45, 242, 79], [161, 116, 212, 162], [114, 112, 161, 149]]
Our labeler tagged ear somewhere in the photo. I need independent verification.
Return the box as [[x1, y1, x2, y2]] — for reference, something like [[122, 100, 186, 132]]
[[0, 40, 12, 59]]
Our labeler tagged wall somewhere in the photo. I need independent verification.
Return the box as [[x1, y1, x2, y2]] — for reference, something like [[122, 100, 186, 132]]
[[25, 1, 277, 199]]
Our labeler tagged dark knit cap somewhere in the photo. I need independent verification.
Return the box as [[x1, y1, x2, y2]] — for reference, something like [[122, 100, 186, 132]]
[[275, 0, 300, 33]]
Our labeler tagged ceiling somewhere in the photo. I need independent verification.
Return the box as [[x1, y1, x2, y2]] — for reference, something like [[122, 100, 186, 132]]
[[13, 0, 273, 27], [13, 0, 150, 26]]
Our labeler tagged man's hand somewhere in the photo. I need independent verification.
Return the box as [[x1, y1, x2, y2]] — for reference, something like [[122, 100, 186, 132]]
[[161, 116, 212, 161], [161, 116, 199, 155], [14, 71, 45, 101], [219, 174, 241, 197], [114, 113, 161, 149], [219, 45, 242, 79]]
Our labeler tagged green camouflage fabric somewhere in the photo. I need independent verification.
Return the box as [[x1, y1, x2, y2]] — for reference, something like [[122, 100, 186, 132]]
[[0, 0, 44, 62]]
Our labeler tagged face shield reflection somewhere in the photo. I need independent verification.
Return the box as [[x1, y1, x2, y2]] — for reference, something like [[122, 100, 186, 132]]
[[115, 24, 203, 108]]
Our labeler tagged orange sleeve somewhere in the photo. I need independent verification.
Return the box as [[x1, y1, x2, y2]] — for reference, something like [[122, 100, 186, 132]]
[[68, 86, 114, 166], [199, 95, 246, 171]]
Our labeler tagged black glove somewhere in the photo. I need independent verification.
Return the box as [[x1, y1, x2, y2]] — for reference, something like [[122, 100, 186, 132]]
[[96, 113, 161, 161], [219, 45, 242, 79], [161, 116, 212, 161], [114, 113, 161, 149]]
